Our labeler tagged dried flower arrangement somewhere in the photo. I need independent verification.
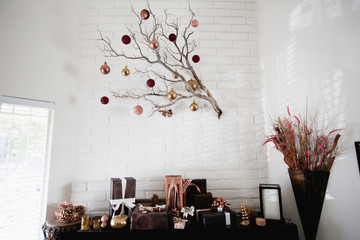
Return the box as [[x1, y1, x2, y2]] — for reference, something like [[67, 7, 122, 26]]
[[264, 107, 342, 172]]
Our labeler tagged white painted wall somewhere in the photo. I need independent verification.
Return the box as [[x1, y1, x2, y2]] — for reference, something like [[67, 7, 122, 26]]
[[71, 0, 267, 215], [0, 0, 80, 219], [258, 0, 360, 239]]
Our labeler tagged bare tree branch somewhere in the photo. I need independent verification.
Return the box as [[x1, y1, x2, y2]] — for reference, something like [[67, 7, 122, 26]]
[[98, 1, 223, 118]]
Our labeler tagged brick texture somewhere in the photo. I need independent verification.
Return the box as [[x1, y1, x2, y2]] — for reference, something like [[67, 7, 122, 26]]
[[72, 0, 267, 214]]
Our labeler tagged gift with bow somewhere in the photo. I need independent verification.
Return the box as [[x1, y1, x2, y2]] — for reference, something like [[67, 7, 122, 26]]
[[109, 177, 136, 217], [165, 175, 183, 210]]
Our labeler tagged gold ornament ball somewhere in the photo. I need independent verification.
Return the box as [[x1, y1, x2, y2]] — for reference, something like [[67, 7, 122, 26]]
[[172, 69, 179, 79], [167, 88, 177, 101], [122, 65, 130, 76], [110, 214, 128, 229], [185, 79, 199, 92], [190, 100, 199, 112]]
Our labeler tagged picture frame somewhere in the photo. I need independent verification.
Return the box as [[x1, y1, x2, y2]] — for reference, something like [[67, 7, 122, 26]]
[[259, 184, 284, 221], [355, 141, 360, 174]]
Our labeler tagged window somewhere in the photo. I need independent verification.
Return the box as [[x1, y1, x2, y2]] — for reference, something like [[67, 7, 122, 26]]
[[0, 96, 54, 240]]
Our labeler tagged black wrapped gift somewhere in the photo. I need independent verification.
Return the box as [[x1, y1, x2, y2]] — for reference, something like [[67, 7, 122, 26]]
[[198, 209, 236, 229], [184, 179, 207, 207], [109, 177, 136, 217], [194, 192, 213, 209]]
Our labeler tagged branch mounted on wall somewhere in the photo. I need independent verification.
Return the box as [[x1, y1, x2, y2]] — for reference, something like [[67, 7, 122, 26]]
[[97, 1, 223, 119]]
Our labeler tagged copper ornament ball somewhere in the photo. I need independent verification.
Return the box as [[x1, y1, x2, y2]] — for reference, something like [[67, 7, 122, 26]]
[[146, 79, 155, 88], [185, 79, 199, 92], [150, 37, 159, 50], [122, 65, 130, 76], [133, 105, 143, 115], [121, 35, 131, 45], [100, 96, 109, 105], [167, 88, 177, 101], [100, 62, 110, 75], [190, 100, 199, 111], [191, 19, 199, 27], [140, 9, 150, 20]]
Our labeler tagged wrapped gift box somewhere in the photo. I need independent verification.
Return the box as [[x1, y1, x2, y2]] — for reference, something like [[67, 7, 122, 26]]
[[194, 192, 212, 209], [198, 210, 236, 229], [184, 179, 207, 207], [130, 204, 168, 230], [165, 175, 183, 210], [109, 177, 136, 217]]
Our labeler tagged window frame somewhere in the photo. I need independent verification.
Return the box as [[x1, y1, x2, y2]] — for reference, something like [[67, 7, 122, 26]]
[[0, 95, 55, 238]]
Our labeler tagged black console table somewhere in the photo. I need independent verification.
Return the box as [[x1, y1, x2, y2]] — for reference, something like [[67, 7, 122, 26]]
[[76, 218, 298, 240]]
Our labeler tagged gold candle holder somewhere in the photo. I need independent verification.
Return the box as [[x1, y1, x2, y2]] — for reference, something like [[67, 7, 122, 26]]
[[81, 216, 90, 230]]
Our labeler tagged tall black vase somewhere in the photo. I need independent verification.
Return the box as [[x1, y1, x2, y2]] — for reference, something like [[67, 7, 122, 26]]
[[288, 169, 330, 240]]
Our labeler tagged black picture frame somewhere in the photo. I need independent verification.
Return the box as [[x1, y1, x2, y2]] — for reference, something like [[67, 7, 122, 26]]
[[355, 141, 360, 174], [259, 184, 284, 222]]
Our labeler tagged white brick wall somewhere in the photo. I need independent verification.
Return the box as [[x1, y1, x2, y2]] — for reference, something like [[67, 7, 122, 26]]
[[72, 0, 267, 214]]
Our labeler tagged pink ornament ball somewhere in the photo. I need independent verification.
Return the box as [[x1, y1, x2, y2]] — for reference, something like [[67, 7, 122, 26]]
[[192, 55, 200, 63], [122, 35, 131, 45], [169, 33, 177, 42], [140, 9, 150, 20], [100, 96, 109, 105], [191, 19, 199, 27], [147, 79, 155, 88], [133, 105, 143, 115]]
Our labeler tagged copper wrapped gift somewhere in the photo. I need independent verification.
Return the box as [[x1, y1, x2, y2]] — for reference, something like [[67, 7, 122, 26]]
[[109, 177, 136, 217], [165, 175, 183, 210]]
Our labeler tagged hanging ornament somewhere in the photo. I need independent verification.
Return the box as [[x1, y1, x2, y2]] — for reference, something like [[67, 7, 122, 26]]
[[167, 88, 177, 101], [169, 33, 177, 42], [150, 36, 159, 50], [192, 55, 200, 63], [159, 109, 173, 117], [122, 65, 130, 76], [100, 96, 109, 105], [185, 79, 199, 92], [133, 105, 143, 115], [121, 35, 131, 45], [191, 19, 199, 27], [146, 79, 155, 88], [100, 62, 110, 75], [190, 100, 199, 112], [172, 69, 179, 79], [140, 9, 150, 20]]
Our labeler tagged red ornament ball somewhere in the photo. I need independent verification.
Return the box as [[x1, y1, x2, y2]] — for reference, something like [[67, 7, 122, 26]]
[[100, 62, 110, 75], [191, 19, 199, 27], [146, 79, 155, 88], [100, 96, 109, 105], [122, 35, 131, 45], [140, 9, 150, 20], [169, 33, 177, 42], [133, 105, 143, 115], [192, 55, 200, 63]]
